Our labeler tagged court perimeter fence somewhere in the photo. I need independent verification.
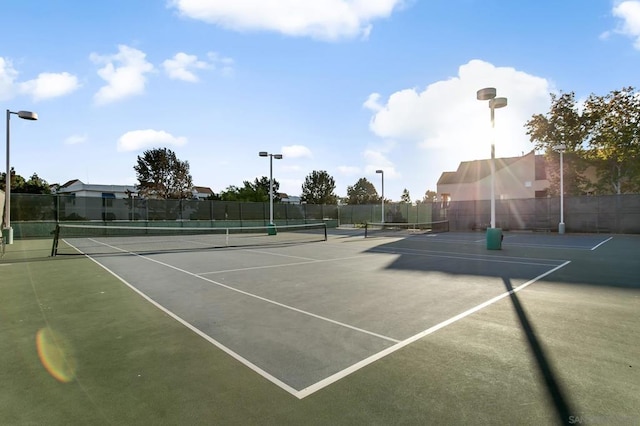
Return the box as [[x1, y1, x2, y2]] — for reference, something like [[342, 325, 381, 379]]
[[3, 192, 640, 239]]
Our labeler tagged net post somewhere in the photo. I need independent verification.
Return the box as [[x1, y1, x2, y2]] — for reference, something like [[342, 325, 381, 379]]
[[50, 224, 60, 257], [364, 222, 369, 238], [323, 222, 327, 241]]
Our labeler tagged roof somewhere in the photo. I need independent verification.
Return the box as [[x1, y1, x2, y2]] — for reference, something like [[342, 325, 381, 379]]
[[60, 179, 80, 188], [193, 186, 214, 194], [437, 151, 536, 185]]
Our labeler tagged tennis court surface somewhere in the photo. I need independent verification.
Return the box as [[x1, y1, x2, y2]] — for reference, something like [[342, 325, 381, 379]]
[[2, 228, 639, 424]]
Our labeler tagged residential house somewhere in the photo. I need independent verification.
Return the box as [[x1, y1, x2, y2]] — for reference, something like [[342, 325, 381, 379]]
[[192, 186, 215, 200]]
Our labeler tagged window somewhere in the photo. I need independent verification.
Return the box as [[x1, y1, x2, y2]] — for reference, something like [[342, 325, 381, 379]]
[[102, 192, 115, 207]]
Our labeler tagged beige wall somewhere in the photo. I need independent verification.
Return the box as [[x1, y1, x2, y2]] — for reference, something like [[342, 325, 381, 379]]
[[438, 153, 549, 201]]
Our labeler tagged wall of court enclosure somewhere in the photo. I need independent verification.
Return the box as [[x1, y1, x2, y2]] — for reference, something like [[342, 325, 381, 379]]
[[5, 193, 640, 238]]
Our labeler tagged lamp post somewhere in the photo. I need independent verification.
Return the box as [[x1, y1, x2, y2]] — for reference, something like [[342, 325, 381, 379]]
[[376, 169, 384, 223], [553, 144, 566, 234], [4, 109, 38, 245], [476, 88, 507, 229], [258, 151, 282, 227]]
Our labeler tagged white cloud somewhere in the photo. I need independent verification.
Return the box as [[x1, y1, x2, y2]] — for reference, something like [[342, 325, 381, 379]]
[[365, 59, 552, 162], [117, 129, 187, 152], [64, 134, 88, 145], [163, 52, 210, 82], [208, 52, 235, 76], [19, 72, 80, 101], [90, 45, 155, 105], [363, 148, 399, 179], [363, 93, 383, 112], [282, 144, 312, 158], [169, 0, 406, 40], [612, 1, 640, 49], [162, 51, 235, 82], [0, 57, 18, 101]]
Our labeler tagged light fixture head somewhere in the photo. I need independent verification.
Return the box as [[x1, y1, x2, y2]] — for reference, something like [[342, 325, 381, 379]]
[[489, 97, 508, 109], [477, 87, 497, 101], [376, 169, 383, 174], [17, 110, 38, 120], [274, 154, 283, 159], [259, 151, 268, 157], [553, 144, 567, 152]]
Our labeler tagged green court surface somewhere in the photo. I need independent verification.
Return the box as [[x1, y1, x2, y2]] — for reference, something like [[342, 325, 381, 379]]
[[1, 231, 639, 425]]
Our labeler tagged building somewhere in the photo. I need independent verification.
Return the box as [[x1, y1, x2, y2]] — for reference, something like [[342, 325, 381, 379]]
[[437, 151, 549, 204], [192, 186, 215, 200], [55, 179, 213, 221]]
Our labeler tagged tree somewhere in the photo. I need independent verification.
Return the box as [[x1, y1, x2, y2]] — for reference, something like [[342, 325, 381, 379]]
[[526, 87, 640, 195], [0, 169, 51, 194], [400, 188, 411, 203], [134, 148, 193, 199], [422, 190, 437, 203], [301, 170, 338, 204], [219, 177, 280, 202], [582, 87, 640, 194], [346, 177, 379, 204], [525, 91, 591, 196], [253, 176, 280, 202]]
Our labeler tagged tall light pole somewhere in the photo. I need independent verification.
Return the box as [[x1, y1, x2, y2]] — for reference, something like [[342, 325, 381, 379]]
[[376, 169, 384, 223], [476, 88, 507, 229], [259, 151, 282, 228], [553, 144, 566, 234], [4, 109, 38, 245]]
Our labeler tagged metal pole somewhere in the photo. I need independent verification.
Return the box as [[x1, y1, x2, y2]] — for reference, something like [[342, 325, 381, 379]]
[[381, 172, 384, 223], [559, 149, 565, 234], [269, 154, 274, 225], [4, 110, 11, 243], [490, 105, 496, 229]]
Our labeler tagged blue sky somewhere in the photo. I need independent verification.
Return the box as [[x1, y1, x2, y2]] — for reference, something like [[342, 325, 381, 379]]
[[1, 0, 639, 201]]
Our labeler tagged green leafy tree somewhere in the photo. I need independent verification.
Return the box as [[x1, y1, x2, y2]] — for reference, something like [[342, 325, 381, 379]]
[[301, 170, 338, 204], [400, 188, 411, 203], [422, 190, 437, 203], [525, 91, 591, 196], [220, 177, 280, 202], [582, 86, 640, 194], [253, 176, 281, 202], [0, 170, 51, 194], [134, 148, 193, 199], [346, 177, 379, 204]]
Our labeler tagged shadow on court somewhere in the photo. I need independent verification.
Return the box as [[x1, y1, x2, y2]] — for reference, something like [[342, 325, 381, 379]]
[[503, 277, 575, 425], [357, 232, 640, 423]]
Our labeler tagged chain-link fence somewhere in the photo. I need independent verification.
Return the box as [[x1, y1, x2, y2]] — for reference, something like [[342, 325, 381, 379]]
[[442, 194, 640, 233], [5, 193, 639, 238]]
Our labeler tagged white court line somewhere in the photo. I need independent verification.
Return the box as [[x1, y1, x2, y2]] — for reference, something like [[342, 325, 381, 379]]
[[243, 249, 318, 261], [73, 245, 300, 397], [198, 255, 370, 275], [296, 260, 572, 398], [64, 237, 571, 399], [369, 246, 565, 267], [84, 238, 399, 346], [591, 237, 613, 251]]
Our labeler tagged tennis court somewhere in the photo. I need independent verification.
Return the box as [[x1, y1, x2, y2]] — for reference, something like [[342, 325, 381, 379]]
[[2, 226, 639, 424]]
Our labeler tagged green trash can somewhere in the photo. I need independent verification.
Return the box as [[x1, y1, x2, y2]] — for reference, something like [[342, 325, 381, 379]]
[[486, 228, 502, 250], [2, 227, 13, 245], [267, 224, 277, 235]]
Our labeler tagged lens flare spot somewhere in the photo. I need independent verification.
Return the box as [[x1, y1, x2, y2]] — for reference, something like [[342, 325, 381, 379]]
[[36, 327, 77, 383]]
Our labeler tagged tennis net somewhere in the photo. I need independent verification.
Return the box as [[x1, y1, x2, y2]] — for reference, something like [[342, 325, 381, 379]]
[[51, 222, 327, 256], [364, 220, 449, 238]]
